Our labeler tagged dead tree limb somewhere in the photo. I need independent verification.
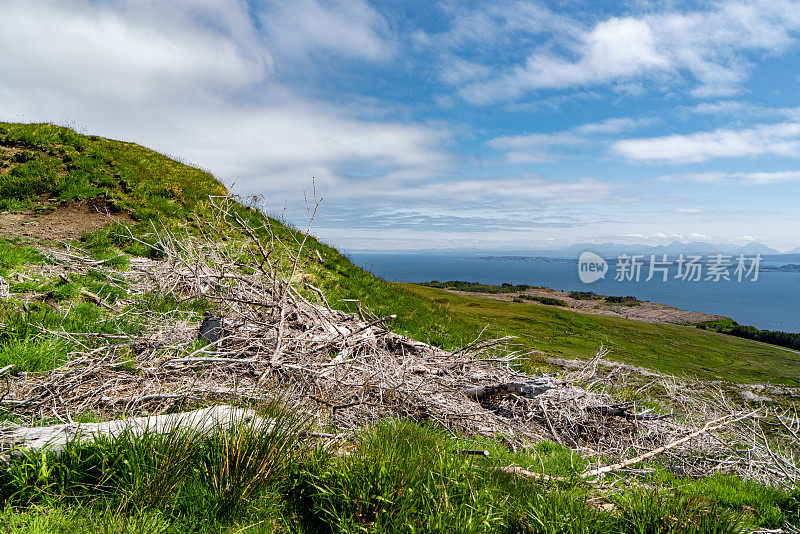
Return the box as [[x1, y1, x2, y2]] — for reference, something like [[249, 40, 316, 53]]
[[0, 405, 267, 455], [463, 378, 562, 400]]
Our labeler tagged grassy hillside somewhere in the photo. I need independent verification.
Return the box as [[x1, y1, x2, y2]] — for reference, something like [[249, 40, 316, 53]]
[[403, 285, 800, 384], [1, 122, 797, 386], [0, 122, 225, 220]]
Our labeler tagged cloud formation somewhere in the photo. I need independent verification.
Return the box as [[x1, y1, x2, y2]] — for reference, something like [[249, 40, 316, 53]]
[[446, 0, 800, 103], [664, 170, 800, 184], [1, 0, 799, 250], [488, 117, 651, 163], [259, 0, 395, 63], [614, 122, 800, 163], [0, 0, 269, 102]]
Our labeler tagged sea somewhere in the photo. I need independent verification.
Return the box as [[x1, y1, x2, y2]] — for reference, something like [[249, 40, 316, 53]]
[[349, 253, 800, 334]]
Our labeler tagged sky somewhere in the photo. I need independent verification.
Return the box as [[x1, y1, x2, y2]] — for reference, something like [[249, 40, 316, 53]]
[[1, 0, 800, 253]]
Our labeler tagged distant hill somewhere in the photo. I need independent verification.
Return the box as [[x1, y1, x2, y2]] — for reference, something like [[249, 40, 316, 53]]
[[517, 240, 782, 258]]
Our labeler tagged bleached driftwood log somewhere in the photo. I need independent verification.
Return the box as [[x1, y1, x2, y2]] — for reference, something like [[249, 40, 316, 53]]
[[0, 405, 266, 455], [462, 377, 562, 400]]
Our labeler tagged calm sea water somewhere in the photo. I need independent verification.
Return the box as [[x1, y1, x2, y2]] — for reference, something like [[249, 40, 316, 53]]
[[350, 253, 800, 333]]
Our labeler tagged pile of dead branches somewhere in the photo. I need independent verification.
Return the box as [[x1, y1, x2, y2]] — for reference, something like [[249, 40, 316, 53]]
[[2, 197, 799, 487]]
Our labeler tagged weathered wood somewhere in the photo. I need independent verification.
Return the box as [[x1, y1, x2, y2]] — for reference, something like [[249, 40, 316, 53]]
[[584, 404, 675, 421], [496, 411, 758, 482], [462, 378, 561, 400], [0, 405, 266, 454], [578, 411, 757, 479], [380, 332, 448, 356]]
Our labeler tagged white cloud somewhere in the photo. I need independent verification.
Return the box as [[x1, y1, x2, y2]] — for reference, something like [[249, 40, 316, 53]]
[[0, 0, 269, 102], [150, 103, 452, 191], [355, 176, 622, 206], [462, 16, 667, 103], [489, 117, 650, 162], [454, 0, 800, 103], [614, 232, 715, 243], [488, 132, 583, 163], [614, 122, 800, 163], [439, 58, 492, 85], [664, 170, 800, 184], [680, 101, 800, 120], [677, 208, 705, 213], [259, 0, 394, 62], [437, 1, 577, 49], [574, 117, 653, 135]]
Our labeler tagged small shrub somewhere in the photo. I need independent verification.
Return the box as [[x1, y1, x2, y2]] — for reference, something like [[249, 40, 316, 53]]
[[518, 294, 569, 307], [568, 291, 600, 300], [603, 295, 641, 306]]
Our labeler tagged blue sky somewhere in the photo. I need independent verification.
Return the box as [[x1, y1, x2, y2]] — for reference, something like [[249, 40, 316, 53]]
[[1, 0, 799, 252]]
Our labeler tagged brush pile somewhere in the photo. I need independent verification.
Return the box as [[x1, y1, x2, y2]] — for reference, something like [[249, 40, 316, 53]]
[[2, 197, 799, 486]]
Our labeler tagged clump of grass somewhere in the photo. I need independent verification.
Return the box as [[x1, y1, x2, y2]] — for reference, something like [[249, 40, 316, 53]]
[[0, 338, 71, 373], [508, 489, 609, 534], [654, 471, 800, 529], [0, 503, 179, 534], [0, 156, 63, 200], [0, 239, 46, 275], [615, 489, 744, 534], [199, 404, 307, 519], [289, 420, 507, 533]]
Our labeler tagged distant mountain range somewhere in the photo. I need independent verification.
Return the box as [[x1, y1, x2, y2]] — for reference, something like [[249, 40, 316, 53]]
[[508, 241, 792, 259]]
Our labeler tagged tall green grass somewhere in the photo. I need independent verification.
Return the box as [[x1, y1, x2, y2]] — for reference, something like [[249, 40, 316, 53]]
[[0, 402, 305, 530], [286, 420, 757, 534], [1, 416, 794, 533], [0, 338, 71, 373], [0, 239, 45, 276]]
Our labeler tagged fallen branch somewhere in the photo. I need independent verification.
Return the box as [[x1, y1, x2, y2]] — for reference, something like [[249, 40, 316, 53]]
[[79, 288, 117, 311], [463, 378, 562, 400], [579, 411, 758, 479], [495, 411, 759, 483], [0, 405, 267, 455]]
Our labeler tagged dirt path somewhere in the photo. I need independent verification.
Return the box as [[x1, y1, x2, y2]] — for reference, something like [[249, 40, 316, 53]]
[[0, 200, 133, 242]]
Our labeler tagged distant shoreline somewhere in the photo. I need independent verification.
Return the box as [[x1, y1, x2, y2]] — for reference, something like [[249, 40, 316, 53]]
[[465, 255, 800, 272], [426, 282, 726, 325]]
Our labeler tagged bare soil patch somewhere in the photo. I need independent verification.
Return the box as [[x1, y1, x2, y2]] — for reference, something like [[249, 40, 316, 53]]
[[0, 199, 133, 242]]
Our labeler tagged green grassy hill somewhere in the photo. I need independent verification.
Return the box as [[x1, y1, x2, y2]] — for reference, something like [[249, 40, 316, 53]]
[[1, 121, 797, 385]]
